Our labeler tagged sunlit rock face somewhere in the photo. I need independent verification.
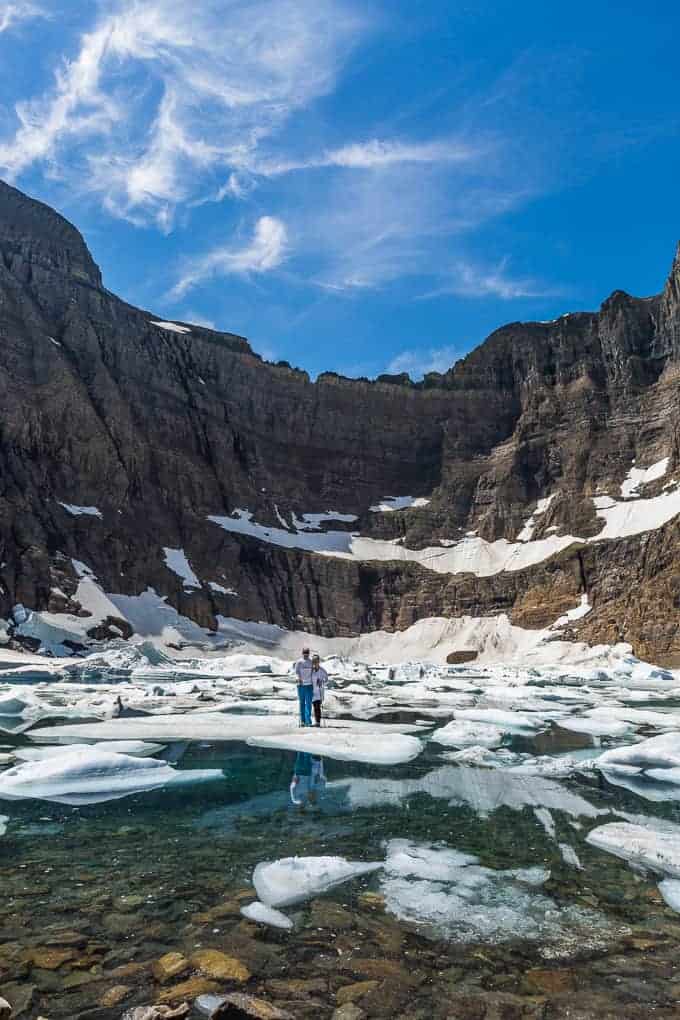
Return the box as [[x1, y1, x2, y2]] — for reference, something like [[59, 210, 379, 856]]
[[1, 178, 680, 661]]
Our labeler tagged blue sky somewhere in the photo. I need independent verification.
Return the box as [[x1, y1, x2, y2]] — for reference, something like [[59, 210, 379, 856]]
[[0, 1, 678, 379]]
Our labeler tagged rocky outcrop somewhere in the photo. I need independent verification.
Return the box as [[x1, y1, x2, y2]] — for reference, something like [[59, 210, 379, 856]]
[[0, 178, 679, 660]]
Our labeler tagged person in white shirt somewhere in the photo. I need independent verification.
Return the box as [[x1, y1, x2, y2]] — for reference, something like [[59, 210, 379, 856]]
[[294, 646, 314, 726], [310, 654, 328, 727]]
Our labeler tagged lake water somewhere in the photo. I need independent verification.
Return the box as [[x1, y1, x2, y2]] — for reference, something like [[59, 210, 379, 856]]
[[3, 725, 680, 1019]]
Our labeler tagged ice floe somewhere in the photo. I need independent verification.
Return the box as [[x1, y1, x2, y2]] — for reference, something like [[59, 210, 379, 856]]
[[28, 714, 424, 749], [14, 741, 166, 761], [252, 855, 382, 908], [658, 878, 680, 913], [430, 720, 505, 749], [596, 733, 680, 786], [0, 815, 7, 837], [0, 748, 222, 805], [455, 708, 542, 732], [380, 838, 608, 945], [586, 820, 680, 878], [247, 728, 423, 765], [240, 901, 293, 929], [598, 732, 680, 773]]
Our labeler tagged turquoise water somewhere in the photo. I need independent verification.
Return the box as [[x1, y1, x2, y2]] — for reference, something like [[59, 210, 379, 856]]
[[2, 732, 680, 1017]]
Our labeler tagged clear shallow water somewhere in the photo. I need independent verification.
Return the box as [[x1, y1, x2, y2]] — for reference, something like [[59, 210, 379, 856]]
[[3, 733, 680, 1019]]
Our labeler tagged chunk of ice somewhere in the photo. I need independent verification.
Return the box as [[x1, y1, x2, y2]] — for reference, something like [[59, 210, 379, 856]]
[[430, 720, 505, 749], [586, 820, 680, 877], [380, 838, 607, 945], [247, 729, 423, 765], [597, 733, 680, 778], [15, 741, 166, 761], [0, 748, 222, 805], [253, 855, 382, 907], [658, 878, 680, 913], [240, 901, 293, 929]]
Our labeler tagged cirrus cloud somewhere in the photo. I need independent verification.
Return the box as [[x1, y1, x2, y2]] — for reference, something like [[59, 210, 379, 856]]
[[170, 215, 288, 298], [0, 1, 46, 33], [0, 0, 367, 228]]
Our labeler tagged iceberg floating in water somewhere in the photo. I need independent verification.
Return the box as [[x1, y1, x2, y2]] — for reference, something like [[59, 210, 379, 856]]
[[0, 815, 7, 837], [597, 733, 680, 781], [240, 901, 293, 929], [430, 719, 505, 749], [247, 729, 423, 765], [253, 855, 382, 908], [380, 838, 609, 945], [455, 708, 542, 732], [15, 740, 166, 761], [0, 748, 222, 805], [586, 819, 680, 878], [658, 878, 680, 913]]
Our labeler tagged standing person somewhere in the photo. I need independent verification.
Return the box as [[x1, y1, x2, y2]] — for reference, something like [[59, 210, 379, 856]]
[[310, 654, 328, 727], [295, 646, 314, 726]]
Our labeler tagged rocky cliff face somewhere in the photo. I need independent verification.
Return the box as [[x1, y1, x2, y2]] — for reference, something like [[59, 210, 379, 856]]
[[1, 179, 679, 662]]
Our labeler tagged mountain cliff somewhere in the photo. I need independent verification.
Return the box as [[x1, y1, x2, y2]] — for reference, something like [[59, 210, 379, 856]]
[[1, 178, 679, 663]]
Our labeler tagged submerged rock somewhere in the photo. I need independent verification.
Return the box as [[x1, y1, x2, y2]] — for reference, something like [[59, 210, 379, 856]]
[[210, 993, 294, 1019], [152, 953, 190, 984], [331, 1006, 364, 1020], [122, 1006, 190, 1020], [190, 950, 250, 983], [336, 980, 379, 1005], [157, 977, 221, 1003]]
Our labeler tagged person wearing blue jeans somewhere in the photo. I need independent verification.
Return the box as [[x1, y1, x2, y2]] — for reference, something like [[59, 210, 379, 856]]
[[298, 682, 313, 726], [295, 646, 314, 726]]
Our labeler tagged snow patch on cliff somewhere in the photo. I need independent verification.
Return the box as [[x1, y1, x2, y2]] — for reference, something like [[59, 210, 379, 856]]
[[150, 320, 191, 334], [58, 502, 102, 518], [163, 548, 201, 589], [620, 457, 669, 498], [370, 496, 431, 512]]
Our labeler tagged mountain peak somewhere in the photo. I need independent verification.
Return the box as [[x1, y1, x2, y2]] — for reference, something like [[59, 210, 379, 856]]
[[0, 178, 101, 288]]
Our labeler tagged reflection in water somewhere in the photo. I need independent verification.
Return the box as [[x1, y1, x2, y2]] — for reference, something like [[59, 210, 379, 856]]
[[1, 739, 679, 1019], [290, 752, 326, 807]]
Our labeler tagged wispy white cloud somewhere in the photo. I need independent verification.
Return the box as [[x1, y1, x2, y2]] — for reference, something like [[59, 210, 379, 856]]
[[296, 162, 531, 294], [251, 136, 484, 176], [0, 1, 46, 33], [170, 215, 288, 298], [387, 345, 462, 379], [0, 0, 366, 228], [422, 258, 559, 300], [0, 2, 565, 305], [181, 310, 216, 330]]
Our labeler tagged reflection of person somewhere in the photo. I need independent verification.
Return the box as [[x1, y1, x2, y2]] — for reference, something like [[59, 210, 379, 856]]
[[294, 646, 314, 726], [290, 751, 326, 807], [310, 654, 328, 727]]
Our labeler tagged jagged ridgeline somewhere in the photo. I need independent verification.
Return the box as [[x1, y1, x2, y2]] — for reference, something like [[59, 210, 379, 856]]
[[1, 178, 679, 662]]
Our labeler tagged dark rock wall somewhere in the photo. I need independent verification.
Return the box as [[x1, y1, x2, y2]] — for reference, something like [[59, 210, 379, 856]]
[[1, 179, 679, 660]]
